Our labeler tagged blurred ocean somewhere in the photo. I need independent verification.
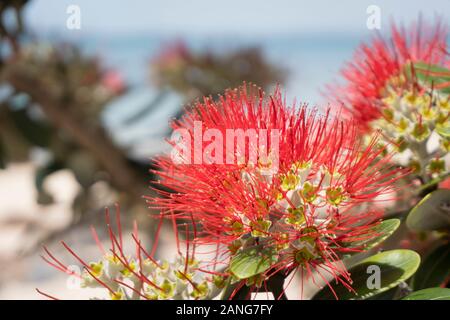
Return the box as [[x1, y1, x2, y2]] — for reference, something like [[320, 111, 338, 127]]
[[37, 32, 366, 158], [77, 33, 362, 103]]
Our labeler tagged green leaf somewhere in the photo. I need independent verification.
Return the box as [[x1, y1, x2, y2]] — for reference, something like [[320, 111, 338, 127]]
[[412, 243, 450, 290], [230, 245, 277, 280], [313, 249, 421, 300], [406, 189, 450, 231], [410, 62, 450, 94], [403, 288, 450, 300], [345, 219, 400, 252]]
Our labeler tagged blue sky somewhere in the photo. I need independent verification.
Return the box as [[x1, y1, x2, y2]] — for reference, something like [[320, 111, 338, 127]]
[[26, 0, 450, 36]]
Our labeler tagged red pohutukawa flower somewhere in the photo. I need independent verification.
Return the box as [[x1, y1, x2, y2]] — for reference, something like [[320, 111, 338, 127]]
[[147, 85, 405, 298], [330, 19, 449, 180], [331, 19, 448, 129]]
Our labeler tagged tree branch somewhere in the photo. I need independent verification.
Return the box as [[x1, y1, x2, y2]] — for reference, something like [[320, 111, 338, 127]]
[[5, 68, 146, 201]]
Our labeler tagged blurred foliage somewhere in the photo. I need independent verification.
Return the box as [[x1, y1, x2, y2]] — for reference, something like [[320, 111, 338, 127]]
[[0, 1, 286, 226], [0, 0, 29, 59], [0, 0, 145, 221], [151, 41, 286, 102], [4, 43, 125, 120], [0, 43, 131, 211]]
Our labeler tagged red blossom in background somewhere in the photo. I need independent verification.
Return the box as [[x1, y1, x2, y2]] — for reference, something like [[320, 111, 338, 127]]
[[101, 69, 126, 94], [330, 19, 449, 130], [328, 19, 450, 182]]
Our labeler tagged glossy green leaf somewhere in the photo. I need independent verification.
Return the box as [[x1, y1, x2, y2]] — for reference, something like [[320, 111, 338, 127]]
[[230, 245, 277, 280], [406, 189, 450, 231], [403, 288, 450, 300], [345, 219, 400, 252], [313, 249, 421, 300], [412, 243, 450, 290], [410, 62, 450, 94]]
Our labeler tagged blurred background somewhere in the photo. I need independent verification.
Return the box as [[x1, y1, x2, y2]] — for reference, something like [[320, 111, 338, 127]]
[[0, 0, 448, 299]]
